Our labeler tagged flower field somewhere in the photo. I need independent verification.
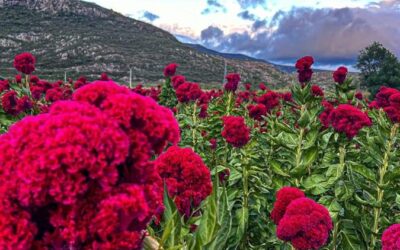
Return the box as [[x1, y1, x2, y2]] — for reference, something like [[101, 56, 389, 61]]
[[0, 53, 399, 249]]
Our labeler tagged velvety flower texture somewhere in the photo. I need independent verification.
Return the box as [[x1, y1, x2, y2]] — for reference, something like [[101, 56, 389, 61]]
[[333, 66, 348, 84], [221, 116, 250, 147], [248, 104, 267, 121], [171, 75, 186, 89], [164, 63, 178, 77], [1, 90, 20, 115], [0, 80, 181, 249], [0, 80, 10, 94], [13, 52, 36, 74], [257, 91, 281, 112], [270, 187, 305, 225], [224, 73, 241, 92], [382, 224, 400, 250], [372, 87, 400, 123], [328, 104, 372, 138], [154, 146, 212, 217], [311, 85, 324, 97], [319, 100, 334, 128], [175, 82, 202, 103], [100, 72, 109, 81], [277, 198, 333, 250], [295, 56, 314, 83]]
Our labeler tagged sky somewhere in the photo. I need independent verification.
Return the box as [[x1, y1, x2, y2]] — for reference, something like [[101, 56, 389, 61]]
[[86, 0, 400, 70]]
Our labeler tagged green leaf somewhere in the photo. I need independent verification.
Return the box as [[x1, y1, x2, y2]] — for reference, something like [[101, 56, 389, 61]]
[[160, 185, 182, 248], [269, 160, 290, 177]]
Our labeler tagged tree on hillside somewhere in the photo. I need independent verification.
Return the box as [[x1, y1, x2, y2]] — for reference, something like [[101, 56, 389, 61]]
[[356, 42, 400, 95]]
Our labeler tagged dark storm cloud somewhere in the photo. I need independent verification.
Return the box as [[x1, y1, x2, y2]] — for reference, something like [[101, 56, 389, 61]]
[[200, 26, 224, 47], [252, 19, 267, 31], [237, 10, 257, 21], [201, 0, 227, 15], [237, 0, 267, 9], [142, 11, 159, 22], [199, 4, 400, 63]]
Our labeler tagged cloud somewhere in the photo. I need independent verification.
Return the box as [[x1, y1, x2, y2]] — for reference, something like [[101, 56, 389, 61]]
[[237, 10, 257, 21], [142, 11, 159, 22], [237, 0, 267, 9], [202, 0, 227, 15], [198, 4, 400, 64], [368, 0, 400, 9]]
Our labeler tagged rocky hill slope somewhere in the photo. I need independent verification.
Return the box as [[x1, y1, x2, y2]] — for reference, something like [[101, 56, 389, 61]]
[[0, 0, 290, 86]]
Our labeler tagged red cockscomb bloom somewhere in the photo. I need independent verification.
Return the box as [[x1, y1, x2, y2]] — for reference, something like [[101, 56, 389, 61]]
[[328, 104, 372, 138], [248, 104, 267, 121], [224, 73, 241, 92], [210, 138, 217, 150], [199, 104, 208, 118], [270, 187, 305, 225], [355, 92, 363, 100], [259, 83, 267, 91], [221, 116, 250, 147], [276, 198, 333, 250], [382, 224, 400, 250], [257, 91, 281, 112], [0, 79, 181, 249], [175, 82, 202, 103], [100, 72, 109, 81], [17, 96, 32, 112], [281, 92, 293, 102], [311, 85, 324, 97], [15, 74, 22, 83], [0, 80, 10, 94], [171, 75, 186, 89], [295, 56, 314, 83], [164, 63, 178, 77], [154, 146, 212, 217], [13, 52, 36, 74], [319, 100, 334, 128], [333, 66, 348, 84], [1, 90, 20, 116], [375, 87, 400, 108]]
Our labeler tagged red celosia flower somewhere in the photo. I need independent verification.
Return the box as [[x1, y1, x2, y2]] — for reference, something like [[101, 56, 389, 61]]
[[270, 187, 305, 225], [199, 103, 208, 118], [281, 92, 293, 102], [224, 73, 241, 92], [171, 75, 186, 89], [164, 63, 178, 77], [13, 52, 36, 74], [221, 116, 250, 147], [15, 74, 22, 83], [154, 146, 212, 217], [311, 85, 324, 97], [382, 224, 400, 250], [0, 80, 181, 248], [210, 138, 217, 150], [0, 80, 10, 94], [100, 72, 109, 81], [276, 197, 333, 250], [245, 83, 251, 91], [218, 168, 230, 184], [319, 100, 334, 128], [30, 75, 39, 84], [369, 100, 379, 109], [17, 96, 32, 112], [257, 91, 281, 112], [259, 83, 267, 91], [248, 104, 267, 121], [295, 56, 314, 83], [45, 87, 65, 103], [355, 92, 363, 100], [73, 76, 88, 90], [1, 90, 20, 116], [328, 104, 372, 138], [175, 82, 202, 103], [333, 66, 348, 84], [375, 87, 400, 108], [30, 85, 44, 100]]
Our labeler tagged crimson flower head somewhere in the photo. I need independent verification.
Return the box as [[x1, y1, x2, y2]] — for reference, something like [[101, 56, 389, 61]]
[[248, 104, 267, 121], [100, 72, 109, 81], [15, 74, 22, 83], [1, 90, 20, 116], [0, 80, 10, 94], [319, 100, 334, 128], [257, 91, 281, 111], [311, 85, 324, 97], [259, 83, 267, 91], [295, 56, 314, 83], [171, 75, 186, 89], [276, 197, 333, 250], [154, 146, 212, 218], [209, 138, 217, 150], [382, 224, 400, 250], [270, 187, 305, 225], [175, 82, 202, 103], [333, 66, 348, 84], [375, 86, 400, 108], [224, 73, 241, 92], [328, 104, 372, 139], [13, 52, 36, 74], [199, 103, 208, 118], [221, 116, 250, 147], [164, 63, 178, 77], [355, 92, 363, 100]]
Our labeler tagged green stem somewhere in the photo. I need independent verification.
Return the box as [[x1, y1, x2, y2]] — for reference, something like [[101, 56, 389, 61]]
[[191, 102, 197, 147], [370, 124, 398, 248], [25, 74, 30, 97], [241, 150, 249, 248], [332, 145, 346, 250], [226, 92, 233, 115]]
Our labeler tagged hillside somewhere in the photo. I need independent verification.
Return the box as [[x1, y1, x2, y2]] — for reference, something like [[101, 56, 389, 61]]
[[0, 0, 290, 85]]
